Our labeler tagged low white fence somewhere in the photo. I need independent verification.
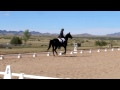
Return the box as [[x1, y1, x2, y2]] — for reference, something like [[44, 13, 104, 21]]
[[0, 65, 68, 79]]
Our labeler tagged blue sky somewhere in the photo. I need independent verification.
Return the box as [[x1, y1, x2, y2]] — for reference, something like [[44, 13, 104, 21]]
[[0, 11, 120, 35]]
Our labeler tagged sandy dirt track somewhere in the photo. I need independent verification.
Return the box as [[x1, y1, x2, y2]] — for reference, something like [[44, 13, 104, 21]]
[[0, 49, 120, 79]]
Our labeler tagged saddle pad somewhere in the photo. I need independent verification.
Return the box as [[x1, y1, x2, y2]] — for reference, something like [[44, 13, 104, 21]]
[[58, 38, 65, 43], [61, 38, 65, 42]]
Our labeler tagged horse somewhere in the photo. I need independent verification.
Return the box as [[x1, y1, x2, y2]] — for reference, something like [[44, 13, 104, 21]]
[[47, 32, 73, 56]]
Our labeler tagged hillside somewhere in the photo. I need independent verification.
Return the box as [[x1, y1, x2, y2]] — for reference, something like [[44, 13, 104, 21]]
[[0, 30, 120, 37]]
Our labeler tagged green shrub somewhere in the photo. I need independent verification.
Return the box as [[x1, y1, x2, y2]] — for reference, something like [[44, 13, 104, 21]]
[[77, 43, 81, 47], [95, 40, 107, 47], [10, 36, 22, 45]]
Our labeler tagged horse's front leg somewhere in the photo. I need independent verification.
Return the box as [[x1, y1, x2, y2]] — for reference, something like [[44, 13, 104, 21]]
[[52, 45, 55, 56], [54, 46, 58, 55], [62, 46, 66, 55]]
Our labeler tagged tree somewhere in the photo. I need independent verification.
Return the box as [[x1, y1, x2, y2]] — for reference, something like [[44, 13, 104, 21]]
[[23, 29, 31, 45]]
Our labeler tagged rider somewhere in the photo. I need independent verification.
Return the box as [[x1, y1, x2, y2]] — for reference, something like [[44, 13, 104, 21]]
[[58, 28, 64, 38], [58, 28, 65, 49]]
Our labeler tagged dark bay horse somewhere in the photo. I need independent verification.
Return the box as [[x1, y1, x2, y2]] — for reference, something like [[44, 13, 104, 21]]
[[47, 32, 73, 56]]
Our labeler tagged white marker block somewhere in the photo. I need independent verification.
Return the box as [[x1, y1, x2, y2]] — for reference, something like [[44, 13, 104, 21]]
[[73, 50, 77, 53], [97, 49, 100, 52], [3, 65, 12, 79], [47, 52, 50, 56], [70, 51, 73, 54], [0, 55, 4, 60], [105, 48, 107, 52], [118, 48, 120, 51], [33, 53, 36, 57], [19, 73, 24, 79], [59, 53, 62, 56], [80, 50, 83, 54], [111, 48, 114, 51], [59, 51, 62, 56], [89, 49, 92, 53], [17, 54, 21, 58]]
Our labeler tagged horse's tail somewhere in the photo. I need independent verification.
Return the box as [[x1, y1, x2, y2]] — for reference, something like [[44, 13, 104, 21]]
[[47, 40, 53, 51]]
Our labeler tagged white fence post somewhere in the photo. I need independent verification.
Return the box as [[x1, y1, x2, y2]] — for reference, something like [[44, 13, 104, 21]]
[[3, 65, 12, 79]]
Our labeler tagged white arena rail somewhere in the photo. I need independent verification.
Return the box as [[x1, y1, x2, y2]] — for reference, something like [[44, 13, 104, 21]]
[[0, 72, 63, 79], [0, 65, 69, 79]]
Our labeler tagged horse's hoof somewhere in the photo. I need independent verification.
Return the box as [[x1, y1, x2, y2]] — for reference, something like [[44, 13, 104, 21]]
[[62, 53, 66, 55]]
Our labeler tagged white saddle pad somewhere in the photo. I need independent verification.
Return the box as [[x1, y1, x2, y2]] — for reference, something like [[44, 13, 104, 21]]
[[58, 38, 65, 43]]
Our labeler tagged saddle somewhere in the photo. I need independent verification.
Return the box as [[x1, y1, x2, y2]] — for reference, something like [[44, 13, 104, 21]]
[[58, 38, 65, 43]]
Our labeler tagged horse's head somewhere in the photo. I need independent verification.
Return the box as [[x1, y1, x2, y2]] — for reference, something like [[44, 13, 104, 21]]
[[66, 32, 73, 39]]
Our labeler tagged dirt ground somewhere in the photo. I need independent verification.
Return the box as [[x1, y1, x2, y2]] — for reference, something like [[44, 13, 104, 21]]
[[0, 48, 120, 79]]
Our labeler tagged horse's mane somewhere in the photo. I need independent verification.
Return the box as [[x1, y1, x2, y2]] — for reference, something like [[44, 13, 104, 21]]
[[64, 32, 70, 38]]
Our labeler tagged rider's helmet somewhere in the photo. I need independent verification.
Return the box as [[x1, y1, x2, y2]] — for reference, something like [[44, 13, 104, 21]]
[[61, 28, 64, 31]]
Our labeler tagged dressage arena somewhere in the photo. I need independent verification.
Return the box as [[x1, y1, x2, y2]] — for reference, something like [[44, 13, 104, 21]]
[[0, 48, 120, 79]]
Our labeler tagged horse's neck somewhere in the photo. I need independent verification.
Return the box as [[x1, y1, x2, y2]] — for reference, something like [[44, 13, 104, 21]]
[[64, 36, 68, 41]]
